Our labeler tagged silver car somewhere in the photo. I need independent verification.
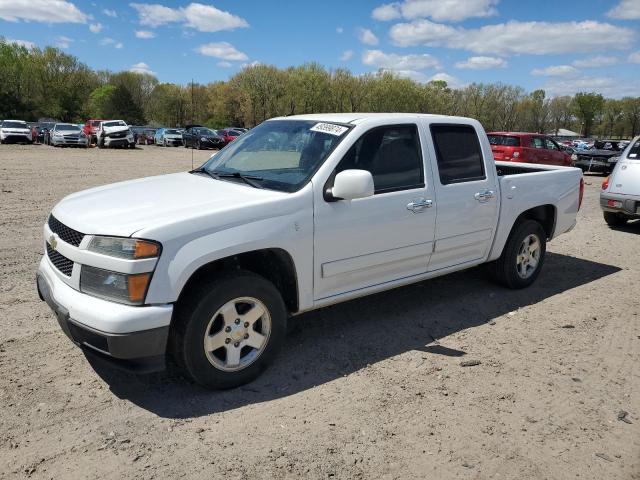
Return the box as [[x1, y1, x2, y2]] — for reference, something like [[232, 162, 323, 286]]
[[50, 123, 89, 148], [600, 135, 640, 226]]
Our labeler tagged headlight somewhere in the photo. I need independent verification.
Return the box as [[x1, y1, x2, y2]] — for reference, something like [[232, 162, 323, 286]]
[[200, 137, 208, 142], [571, 154, 577, 161], [88, 236, 161, 259], [80, 266, 151, 305], [53, 132, 63, 137]]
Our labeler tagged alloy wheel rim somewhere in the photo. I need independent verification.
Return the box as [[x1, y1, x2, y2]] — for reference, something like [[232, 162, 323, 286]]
[[516, 234, 541, 279], [203, 296, 271, 372]]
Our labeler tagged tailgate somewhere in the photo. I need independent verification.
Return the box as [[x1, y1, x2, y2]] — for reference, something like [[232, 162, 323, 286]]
[[491, 146, 510, 161]]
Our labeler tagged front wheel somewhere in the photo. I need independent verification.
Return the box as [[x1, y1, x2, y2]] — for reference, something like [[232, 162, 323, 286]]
[[171, 271, 287, 389], [603, 211, 628, 227], [487, 220, 546, 289]]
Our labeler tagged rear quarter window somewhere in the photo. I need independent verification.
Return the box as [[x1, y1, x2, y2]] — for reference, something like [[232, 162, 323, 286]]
[[488, 135, 520, 147], [626, 139, 640, 160]]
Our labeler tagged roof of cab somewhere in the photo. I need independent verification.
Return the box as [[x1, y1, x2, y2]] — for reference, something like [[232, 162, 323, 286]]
[[269, 113, 468, 125]]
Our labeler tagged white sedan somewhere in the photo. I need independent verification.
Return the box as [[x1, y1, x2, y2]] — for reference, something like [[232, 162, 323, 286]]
[[600, 136, 640, 226]]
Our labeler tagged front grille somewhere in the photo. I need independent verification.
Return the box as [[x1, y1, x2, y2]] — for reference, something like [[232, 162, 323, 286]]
[[46, 243, 74, 276], [48, 215, 85, 247], [109, 132, 126, 138]]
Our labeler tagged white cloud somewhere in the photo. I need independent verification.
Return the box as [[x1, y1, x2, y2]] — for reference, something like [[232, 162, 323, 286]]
[[336, 27, 344, 34], [130, 2, 248, 32], [607, 0, 640, 19], [363, 49, 440, 70], [455, 55, 506, 69], [196, 41, 248, 61], [373, 0, 498, 22], [0, 0, 87, 23], [390, 19, 635, 55], [6, 38, 36, 49], [103, 8, 117, 17], [89, 23, 103, 33], [531, 65, 579, 77], [100, 37, 123, 49], [372, 3, 401, 21], [129, 62, 155, 75], [135, 30, 156, 39], [572, 56, 620, 68], [217, 61, 232, 68], [56, 36, 73, 49], [628, 51, 640, 64], [543, 76, 640, 99], [358, 28, 379, 46], [340, 50, 354, 61]]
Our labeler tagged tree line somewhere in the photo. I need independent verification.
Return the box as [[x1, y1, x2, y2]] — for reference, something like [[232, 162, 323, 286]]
[[2, 39, 639, 138]]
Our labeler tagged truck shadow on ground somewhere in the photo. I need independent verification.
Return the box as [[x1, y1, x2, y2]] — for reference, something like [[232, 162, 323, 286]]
[[88, 252, 621, 418]]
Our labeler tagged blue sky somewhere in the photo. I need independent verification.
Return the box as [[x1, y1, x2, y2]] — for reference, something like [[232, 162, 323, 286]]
[[1, 0, 639, 97]]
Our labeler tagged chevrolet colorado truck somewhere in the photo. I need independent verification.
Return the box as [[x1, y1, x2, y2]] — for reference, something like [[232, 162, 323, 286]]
[[37, 114, 583, 389]]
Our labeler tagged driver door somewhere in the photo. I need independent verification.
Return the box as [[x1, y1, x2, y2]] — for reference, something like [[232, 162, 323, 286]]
[[313, 124, 437, 300]]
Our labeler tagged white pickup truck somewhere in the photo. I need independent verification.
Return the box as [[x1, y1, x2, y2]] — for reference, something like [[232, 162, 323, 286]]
[[37, 114, 583, 388]]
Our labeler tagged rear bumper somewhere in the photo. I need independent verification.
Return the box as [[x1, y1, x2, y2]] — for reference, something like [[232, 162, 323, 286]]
[[600, 192, 640, 217], [37, 257, 172, 372]]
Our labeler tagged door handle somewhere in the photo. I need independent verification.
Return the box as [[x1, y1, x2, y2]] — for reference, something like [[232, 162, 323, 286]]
[[407, 198, 433, 213], [474, 190, 495, 203]]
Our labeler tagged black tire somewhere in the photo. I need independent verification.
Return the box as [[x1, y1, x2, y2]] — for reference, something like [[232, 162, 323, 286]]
[[487, 219, 546, 289], [171, 270, 287, 389], [603, 211, 628, 227]]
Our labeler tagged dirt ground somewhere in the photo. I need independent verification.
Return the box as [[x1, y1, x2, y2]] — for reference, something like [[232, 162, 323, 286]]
[[0, 143, 638, 480]]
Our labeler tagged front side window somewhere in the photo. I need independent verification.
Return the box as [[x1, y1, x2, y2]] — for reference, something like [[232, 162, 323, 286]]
[[531, 137, 545, 149], [430, 124, 485, 185], [203, 120, 351, 192], [336, 125, 423, 193], [544, 138, 559, 151]]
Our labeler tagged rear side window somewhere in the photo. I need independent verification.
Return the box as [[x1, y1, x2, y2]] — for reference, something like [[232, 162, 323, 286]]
[[627, 139, 640, 160], [337, 124, 424, 193], [430, 125, 485, 185], [488, 135, 520, 146]]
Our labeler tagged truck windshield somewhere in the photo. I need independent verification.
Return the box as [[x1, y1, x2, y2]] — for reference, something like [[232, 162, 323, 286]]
[[202, 120, 352, 192]]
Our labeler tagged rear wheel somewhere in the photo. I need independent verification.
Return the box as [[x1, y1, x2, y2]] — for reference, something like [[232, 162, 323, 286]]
[[488, 220, 546, 289], [603, 211, 628, 227], [171, 271, 287, 389]]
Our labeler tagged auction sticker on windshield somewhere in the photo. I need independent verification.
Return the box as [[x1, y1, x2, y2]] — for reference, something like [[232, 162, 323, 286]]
[[310, 123, 349, 136]]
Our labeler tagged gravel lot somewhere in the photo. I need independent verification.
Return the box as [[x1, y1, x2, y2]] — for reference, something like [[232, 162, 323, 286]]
[[0, 143, 638, 480]]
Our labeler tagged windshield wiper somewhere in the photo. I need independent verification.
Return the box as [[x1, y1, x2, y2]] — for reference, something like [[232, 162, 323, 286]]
[[210, 171, 264, 189], [189, 166, 220, 181]]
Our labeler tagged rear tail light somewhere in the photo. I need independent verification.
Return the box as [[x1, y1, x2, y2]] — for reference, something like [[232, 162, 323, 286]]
[[579, 177, 584, 210], [601, 176, 609, 191]]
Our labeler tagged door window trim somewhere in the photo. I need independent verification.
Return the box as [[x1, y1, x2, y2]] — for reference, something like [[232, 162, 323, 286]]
[[429, 123, 486, 186], [327, 123, 426, 198]]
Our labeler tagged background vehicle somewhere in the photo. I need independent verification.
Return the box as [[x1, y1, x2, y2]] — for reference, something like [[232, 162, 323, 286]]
[[96, 120, 136, 149], [487, 132, 572, 166], [182, 126, 225, 149], [0, 120, 33, 144], [219, 128, 241, 146], [37, 113, 583, 390], [575, 139, 628, 174], [83, 119, 104, 145], [50, 123, 89, 148], [600, 136, 640, 226], [155, 128, 183, 146], [137, 128, 156, 145]]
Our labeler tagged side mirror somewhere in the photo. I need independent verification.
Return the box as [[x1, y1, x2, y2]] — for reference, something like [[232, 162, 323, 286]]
[[330, 169, 375, 201]]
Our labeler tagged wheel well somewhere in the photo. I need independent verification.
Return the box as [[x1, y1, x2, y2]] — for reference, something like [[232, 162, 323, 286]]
[[515, 205, 556, 239], [177, 249, 299, 314]]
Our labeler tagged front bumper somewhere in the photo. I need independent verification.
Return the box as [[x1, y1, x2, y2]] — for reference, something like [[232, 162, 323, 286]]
[[1, 134, 32, 143], [37, 256, 172, 372], [575, 158, 614, 173], [104, 137, 134, 147], [600, 191, 640, 217], [52, 137, 89, 146]]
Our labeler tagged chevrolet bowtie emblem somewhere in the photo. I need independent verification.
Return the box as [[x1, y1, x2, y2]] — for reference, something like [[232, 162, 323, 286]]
[[49, 235, 57, 251]]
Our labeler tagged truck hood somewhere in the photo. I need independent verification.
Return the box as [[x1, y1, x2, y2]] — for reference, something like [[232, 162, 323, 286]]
[[103, 126, 129, 136], [51, 172, 287, 237], [609, 161, 640, 196]]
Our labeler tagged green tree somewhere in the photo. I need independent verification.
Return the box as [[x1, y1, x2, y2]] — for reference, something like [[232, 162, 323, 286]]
[[571, 92, 605, 137]]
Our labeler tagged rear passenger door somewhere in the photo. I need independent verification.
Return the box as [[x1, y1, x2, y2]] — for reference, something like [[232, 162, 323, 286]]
[[426, 123, 499, 272]]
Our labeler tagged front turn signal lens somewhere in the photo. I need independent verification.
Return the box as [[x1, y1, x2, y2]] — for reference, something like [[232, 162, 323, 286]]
[[134, 241, 159, 259], [128, 273, 151, 303]]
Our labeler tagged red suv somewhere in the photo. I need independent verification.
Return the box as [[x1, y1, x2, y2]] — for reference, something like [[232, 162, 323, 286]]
[[487, 132, 572, 166], [83, 119, 105, 145]]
